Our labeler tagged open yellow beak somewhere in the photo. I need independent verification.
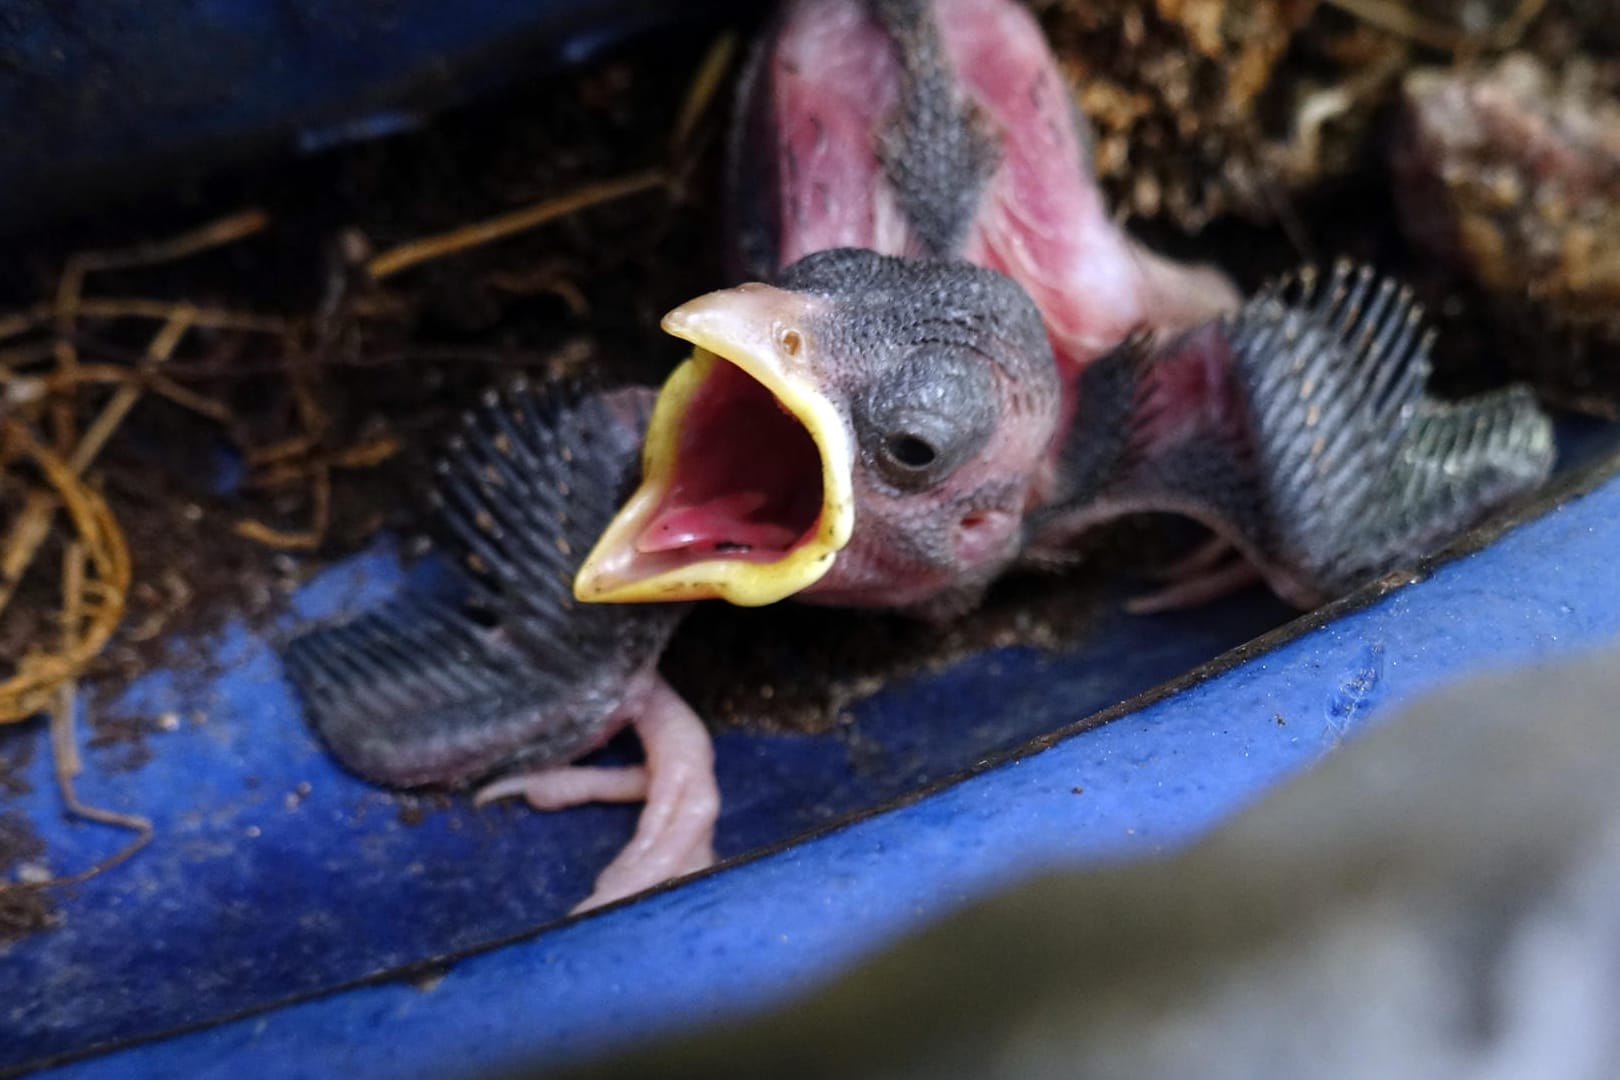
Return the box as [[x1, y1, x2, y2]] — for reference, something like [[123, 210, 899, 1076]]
[[572, 283, 855, 606]]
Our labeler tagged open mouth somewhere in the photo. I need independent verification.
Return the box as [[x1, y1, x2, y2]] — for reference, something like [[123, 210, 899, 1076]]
[[573, 284, 855, 606], [638, 357, 824, 560]]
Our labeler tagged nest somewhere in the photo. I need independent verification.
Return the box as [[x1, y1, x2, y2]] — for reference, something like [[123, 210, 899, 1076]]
[[1032, 0, 1571, 231], [1034, 0, 1316, 228]]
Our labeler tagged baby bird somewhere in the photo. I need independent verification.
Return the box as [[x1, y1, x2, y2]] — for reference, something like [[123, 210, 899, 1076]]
[[285, 0, 1553, 911]]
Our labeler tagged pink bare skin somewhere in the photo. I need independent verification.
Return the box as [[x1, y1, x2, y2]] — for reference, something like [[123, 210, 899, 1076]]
[[760, 0, 1238, 367], [764, 0, 913, 265], [936, 0, 1238, 365]]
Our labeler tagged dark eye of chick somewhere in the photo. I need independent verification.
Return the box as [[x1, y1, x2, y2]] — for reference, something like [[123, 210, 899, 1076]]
[[885, 434, 939, 470], [856, 348, 999, 492]]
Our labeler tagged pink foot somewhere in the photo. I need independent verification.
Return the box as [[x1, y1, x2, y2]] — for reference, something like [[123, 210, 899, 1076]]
[[475, 765, 650, 810], [1149, 534, 1238, 583], [475, 674, 720, 913], [1126, 557, 1262, 615]]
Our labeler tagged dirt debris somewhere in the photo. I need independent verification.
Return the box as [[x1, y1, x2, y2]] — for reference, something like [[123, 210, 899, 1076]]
[[1392, 51, 1620, 413]]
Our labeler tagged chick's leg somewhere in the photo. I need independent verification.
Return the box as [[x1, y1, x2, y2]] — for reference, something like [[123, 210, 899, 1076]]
[[476, 674, 719, 914], [580, 677, 718, 912], [285, 381, 715, 915]]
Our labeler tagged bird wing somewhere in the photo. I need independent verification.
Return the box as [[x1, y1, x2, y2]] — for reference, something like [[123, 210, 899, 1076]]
[[283, 383, 687, 788], [1028, 263, 1555, 605]]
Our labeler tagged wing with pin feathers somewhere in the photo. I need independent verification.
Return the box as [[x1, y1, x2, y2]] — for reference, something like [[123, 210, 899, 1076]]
[[1028, 262, 1556, 608], [727, 0, 1237, 364], [282, 382, 688, 790]]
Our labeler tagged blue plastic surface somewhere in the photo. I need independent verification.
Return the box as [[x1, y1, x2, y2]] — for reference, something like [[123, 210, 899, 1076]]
[[0, 540, 1294, 1068], [0, 0, 744, 229], [5, 446, 1617, 1076]]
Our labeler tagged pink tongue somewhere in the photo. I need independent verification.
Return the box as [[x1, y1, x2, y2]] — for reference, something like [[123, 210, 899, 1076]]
[[637, 492, 801, 554]]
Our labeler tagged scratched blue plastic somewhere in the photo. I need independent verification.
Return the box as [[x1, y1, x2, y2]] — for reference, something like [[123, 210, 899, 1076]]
[[5, 443, 1617, 1076], [0, 542, 1289, 1067]]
